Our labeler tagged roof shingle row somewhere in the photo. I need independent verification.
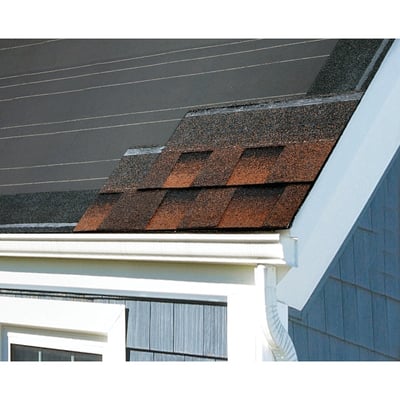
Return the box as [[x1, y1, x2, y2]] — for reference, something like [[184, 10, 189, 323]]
[[75, 94, 360, 233]]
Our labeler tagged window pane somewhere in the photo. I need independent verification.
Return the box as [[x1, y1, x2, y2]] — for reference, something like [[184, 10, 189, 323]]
[[10, 344, 102, 362], [42, 348, 75, 361], [11, 344, 39, 361]]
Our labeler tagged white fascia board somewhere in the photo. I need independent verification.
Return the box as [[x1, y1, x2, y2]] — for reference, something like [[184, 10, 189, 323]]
[[277, 39, 400, 310], [0, 232, 285, 266]]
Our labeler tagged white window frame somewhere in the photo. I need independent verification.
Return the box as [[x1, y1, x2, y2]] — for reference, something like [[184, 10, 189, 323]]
[[0, 296, 125, 362], [3, 326, 105, 361]]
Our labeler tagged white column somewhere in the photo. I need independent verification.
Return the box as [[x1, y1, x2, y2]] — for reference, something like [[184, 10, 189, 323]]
[[227, 289, 259, 362]]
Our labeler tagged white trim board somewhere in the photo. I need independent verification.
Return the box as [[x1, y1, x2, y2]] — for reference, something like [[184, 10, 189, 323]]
[[277, 39, 400, 310], [0, 296, 126, 362], [0, 239, 294, 362], [0, 258, 274, 362], [0, 258, 255, 301]]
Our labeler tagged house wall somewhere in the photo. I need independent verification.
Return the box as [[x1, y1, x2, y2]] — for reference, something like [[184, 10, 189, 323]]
[[289, 147, 400, 361], [0, 290, 227, 361]]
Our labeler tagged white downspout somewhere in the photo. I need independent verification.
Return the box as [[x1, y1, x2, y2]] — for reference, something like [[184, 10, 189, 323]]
[[255, 264, 298, 361]]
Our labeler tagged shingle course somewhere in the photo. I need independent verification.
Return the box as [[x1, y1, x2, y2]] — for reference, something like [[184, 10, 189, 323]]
[[75, 94, 359, 233]]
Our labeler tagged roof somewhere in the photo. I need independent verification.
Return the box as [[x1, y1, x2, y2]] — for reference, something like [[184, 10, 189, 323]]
[[0, 38, 336, 196], [75, 93, 360, 233], [0, 39, 393, 233]]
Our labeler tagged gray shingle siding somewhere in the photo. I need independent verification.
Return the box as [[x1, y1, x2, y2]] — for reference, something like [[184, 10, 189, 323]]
[[289, 147, 400, 361]]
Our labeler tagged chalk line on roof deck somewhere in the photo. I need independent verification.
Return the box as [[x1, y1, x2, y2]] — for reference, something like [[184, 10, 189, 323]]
[[0, 39, 261, 81], [0, 39, 328, 90], [0, 118, 181, 141], [0, 93, 306, 130], [0, 54, 329, 104], [0, 88, 319, 140], [0, 39, 62, 52], [0, 177, 108, 188], [0, 158, 120, 172]]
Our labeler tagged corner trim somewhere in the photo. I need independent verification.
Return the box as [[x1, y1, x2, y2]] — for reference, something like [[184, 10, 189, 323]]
[[278, 39, 400, 309]]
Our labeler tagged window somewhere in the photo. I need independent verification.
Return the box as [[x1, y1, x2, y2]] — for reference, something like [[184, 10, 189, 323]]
[[0, 296, 125, 362], [11, 344, 102, 362]]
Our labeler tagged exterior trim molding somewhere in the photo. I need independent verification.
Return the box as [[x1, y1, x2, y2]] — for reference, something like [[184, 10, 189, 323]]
[[0, 233, 294, 362], [278, 39, 400, 309], [255, 265, 297, 361], [0, 232, 286, 266], [0, 296, 126, 362]]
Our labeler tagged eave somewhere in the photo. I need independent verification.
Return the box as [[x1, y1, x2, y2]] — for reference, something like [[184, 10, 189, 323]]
[[278, 39, 400, 310], [0, 232, 287, 266]]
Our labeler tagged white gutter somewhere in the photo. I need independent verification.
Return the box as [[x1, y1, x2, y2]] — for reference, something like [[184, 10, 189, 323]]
[[0, 232, 287, 266]]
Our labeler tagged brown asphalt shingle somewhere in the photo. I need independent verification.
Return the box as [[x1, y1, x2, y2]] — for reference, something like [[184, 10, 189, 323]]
[[266, 184, 312, 228], [74, 193, 120, 232], [99, 190, 165, 232], [192, 147, 243, 187], [219, 186, 283, 229], [147, 190, 199, 231], [100, 152, 160, 194], [227, 146, 283, 185], [75, 94, 360, 233], [163, 152, 211, 188], [168, 97, 358, 150], [267, 140, 336, 183], [180, 188, 236, 229], [140, 151, 181, 189]]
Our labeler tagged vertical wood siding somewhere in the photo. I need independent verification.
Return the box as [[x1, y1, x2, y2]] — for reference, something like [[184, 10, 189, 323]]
[[174, 303, 204, 355], [289, 148, 400, 361], [149, 302, 174, 353], [126, 300, 151, 349], [203, 305, 227, 358]]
